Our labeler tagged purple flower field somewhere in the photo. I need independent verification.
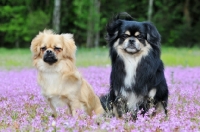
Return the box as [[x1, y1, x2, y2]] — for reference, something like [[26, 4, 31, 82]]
[[0, 66, 200, 131]]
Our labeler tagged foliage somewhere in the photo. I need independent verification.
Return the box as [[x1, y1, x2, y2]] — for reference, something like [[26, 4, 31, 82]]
[[0, 0, 200, 47], [24, 10, 50, 42], [0, 0, 51, 47], [0, 5, 27, 47], [153, 0, 200, 47], [71, 0, 90, 46]]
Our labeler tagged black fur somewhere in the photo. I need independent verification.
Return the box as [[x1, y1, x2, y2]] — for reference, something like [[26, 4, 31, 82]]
[[101, 12, 168, 118]]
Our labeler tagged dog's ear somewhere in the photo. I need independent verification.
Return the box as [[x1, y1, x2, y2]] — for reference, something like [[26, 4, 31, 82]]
[[105, 20, 121, 42], [143, 22, 161, 46], [30, 29, 55, 59], [61, 33, 76, 60], [30, 32, 44, 59], [106, 12, 135, 43]]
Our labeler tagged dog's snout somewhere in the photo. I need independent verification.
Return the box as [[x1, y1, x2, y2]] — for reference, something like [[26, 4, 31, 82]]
[[129, 38, 135, 44], [43, 50, 57, 65]]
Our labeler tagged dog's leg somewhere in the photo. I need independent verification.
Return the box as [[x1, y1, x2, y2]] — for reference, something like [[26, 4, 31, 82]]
[[47, 98, 57, 118], [60, 96, 72, 116], [113, 96, 127, 118], [69, 100, 81, 117], [161, 101, 168, 115], [100, 88, 116, 112], [156, 101, 167, 115], [66, 104, 72, 115], [100, 93, 117, 118], [92, 95, 105, 116]]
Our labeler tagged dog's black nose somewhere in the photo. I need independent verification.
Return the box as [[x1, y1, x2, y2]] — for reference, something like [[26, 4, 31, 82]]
[[129, 38, 135, 44], [46, 50, 53, 54]]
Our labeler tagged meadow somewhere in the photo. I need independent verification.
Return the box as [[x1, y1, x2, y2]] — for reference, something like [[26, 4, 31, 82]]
[[0, 47, 200, 131], [0, 46, 200, 68]]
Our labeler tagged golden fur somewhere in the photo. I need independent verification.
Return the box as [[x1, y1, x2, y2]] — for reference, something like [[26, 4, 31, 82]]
[[30, 29, 104, 117]]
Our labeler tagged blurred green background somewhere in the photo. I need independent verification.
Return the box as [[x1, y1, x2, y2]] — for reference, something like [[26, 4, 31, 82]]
[[0, 0, 200, 48], [0, 0, 200, 68]]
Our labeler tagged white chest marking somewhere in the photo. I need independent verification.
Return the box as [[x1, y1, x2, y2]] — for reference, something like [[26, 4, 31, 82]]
[[123, 56, 140, 88], [114, 41, 152, 89]]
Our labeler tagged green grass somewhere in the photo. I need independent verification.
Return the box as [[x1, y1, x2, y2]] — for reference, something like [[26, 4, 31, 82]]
[[76, 47, 110, 67], [0, 47, 110, 69], [0, 48, 32, 69], [0, 46, 199, 69], [161, 47, 200, 67]]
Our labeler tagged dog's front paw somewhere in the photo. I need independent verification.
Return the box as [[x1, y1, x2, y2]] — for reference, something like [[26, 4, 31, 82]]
[[113, 96, 128, 117]]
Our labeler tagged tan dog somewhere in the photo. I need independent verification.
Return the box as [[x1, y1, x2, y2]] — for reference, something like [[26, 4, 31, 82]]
[[30, 29, 104, 117]]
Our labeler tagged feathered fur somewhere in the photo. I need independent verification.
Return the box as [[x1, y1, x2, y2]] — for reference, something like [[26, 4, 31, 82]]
[[100, 12, 168, 118], [30, 29, 104, 117]]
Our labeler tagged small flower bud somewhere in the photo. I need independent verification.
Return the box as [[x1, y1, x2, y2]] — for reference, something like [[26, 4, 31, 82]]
[[52, 120, 56, 127]]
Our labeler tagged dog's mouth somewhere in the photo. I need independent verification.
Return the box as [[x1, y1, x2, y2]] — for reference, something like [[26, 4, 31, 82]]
[[124, 46, 140, 54], [123, 42, 141, 54]]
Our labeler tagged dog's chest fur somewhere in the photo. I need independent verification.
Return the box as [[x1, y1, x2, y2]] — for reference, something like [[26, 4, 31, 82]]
[[115, 45, 151, 110], [121, 55, 143, 110], [123, 55, 140, 88], [40, 72, 62, 95], [39, 72, 78, 107]]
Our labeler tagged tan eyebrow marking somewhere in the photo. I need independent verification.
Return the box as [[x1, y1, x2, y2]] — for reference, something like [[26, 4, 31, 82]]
[[125, 31, 130, 35], [134, 31, 140, 36]]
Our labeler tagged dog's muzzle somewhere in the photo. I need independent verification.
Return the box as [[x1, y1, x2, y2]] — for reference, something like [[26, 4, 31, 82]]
[[43, 50, 58, 65], [124, 38, 141, 54]]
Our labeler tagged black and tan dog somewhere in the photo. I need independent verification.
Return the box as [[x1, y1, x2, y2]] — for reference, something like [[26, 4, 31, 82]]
[[101, 12, 168, 118]]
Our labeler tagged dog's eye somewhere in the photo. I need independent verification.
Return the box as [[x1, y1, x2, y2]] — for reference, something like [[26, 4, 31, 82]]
[[54, 47, 62, 51], [136, 34, 143, 39], [40, 47, 46, 51], [121, 34, 129, 39]]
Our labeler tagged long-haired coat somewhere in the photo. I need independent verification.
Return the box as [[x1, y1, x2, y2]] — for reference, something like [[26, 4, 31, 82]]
[[100, 12, 169, 118]]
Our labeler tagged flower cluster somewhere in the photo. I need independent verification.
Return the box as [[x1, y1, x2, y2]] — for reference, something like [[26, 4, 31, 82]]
[[0, 66, 200, 131]]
